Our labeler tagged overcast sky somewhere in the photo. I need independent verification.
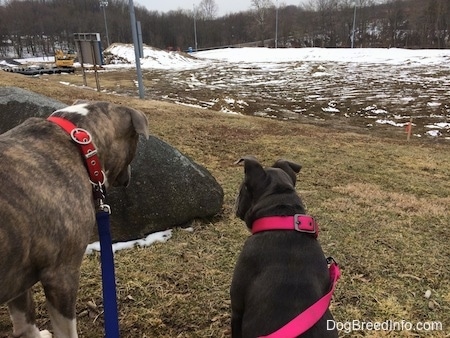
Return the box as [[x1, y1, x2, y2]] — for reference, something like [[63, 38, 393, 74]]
[[134, 0, 309, 17]]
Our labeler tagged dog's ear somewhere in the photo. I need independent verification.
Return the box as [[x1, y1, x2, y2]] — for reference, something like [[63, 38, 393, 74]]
[[272, 160, 302, 185], [129, 108, 149, 139], [235, 156, 267, 189]]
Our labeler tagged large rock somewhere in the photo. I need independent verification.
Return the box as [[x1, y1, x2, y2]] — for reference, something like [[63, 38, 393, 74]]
[[108, 137, 224, 240], [0, 87, 67, 126], [0, 87, 224, 241]]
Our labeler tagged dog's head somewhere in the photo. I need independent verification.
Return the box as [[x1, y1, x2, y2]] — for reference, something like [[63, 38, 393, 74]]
[[51, 101, 149, 187], [235, 156, 303, 229]]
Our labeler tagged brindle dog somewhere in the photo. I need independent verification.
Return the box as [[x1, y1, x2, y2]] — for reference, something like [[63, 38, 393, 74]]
[[0, 101, 148, 338]]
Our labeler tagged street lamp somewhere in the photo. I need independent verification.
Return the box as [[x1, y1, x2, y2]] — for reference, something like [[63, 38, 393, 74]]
[[275, 0, 279, 48], [100, 0, 110, 47], [351, 1, 357, 48], [193, 4, 198, 52]]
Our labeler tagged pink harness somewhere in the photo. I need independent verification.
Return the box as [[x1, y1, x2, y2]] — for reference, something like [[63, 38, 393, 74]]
[[251, 215, 340, 338]]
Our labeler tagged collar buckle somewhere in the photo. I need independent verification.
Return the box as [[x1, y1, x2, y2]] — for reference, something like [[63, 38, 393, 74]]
[[70, 127, 92, 145], [294, 214, 318, 236]]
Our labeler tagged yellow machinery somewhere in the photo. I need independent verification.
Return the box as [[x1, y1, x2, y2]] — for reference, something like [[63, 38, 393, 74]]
[[54, 49, 76, 68]]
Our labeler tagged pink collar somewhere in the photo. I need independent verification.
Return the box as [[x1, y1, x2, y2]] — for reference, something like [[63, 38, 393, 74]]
[[252, 215, 318, 238]]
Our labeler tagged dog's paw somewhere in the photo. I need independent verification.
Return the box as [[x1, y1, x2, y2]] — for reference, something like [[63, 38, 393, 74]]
[[39, 330, 53, 338]]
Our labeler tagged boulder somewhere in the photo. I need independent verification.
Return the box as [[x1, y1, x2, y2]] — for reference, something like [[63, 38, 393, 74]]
[[107, 137, 224, 241], [0, 87, 224, 241], [0, 87, 67, 128]]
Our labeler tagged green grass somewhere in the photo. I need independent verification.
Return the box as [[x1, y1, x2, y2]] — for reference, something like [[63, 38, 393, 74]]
[[0, 71, 449, 337]]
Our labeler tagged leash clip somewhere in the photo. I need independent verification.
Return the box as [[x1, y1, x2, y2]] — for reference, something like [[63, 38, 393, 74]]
[[92, 182, 111, 214], [326, 256, 338, 266], [99, 201, 111, 214]]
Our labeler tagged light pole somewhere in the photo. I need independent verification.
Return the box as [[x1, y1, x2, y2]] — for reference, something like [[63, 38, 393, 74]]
[[351, 1, 357, 48], [193, 4, 198, 52], [100, 0, 110, 47], [275, 0, 279, 48], [129, 0, 144, 99]]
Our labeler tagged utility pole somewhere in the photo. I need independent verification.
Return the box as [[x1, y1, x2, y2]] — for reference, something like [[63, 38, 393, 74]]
[[99, 0, 110, 47], [193, 4, 198, 51], [275, 0, 279, 48], [129, 0, 145, 99], [351, 1, 357, 48]]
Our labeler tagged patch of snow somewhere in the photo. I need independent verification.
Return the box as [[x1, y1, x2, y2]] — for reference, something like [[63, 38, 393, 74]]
[[85, 229, 173, 254], [322, 107, 340, 113]]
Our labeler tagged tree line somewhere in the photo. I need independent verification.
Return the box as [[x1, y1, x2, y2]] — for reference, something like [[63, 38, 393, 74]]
[[0, 0, 449, 58]]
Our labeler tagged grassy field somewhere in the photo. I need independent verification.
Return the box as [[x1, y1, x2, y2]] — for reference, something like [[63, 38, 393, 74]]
[[0, 70, 449, 337]]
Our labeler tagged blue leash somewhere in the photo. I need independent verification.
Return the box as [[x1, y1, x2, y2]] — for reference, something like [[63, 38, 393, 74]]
[[47, 115, 120, 337], [96, 207, 120, 338]]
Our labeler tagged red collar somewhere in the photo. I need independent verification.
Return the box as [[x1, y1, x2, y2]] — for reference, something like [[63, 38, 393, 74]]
[[47, 116, 105, 186], [252, 215, 318, 238]]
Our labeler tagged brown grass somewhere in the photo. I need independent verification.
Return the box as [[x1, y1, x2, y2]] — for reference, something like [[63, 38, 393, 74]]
[[1, 70, 449, 337]]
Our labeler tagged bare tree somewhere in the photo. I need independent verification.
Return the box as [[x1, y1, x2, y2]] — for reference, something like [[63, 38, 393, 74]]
[[383, 0, 406, 47], [251, 0, 273, 46], [0, 0, 448, 56], [428, 0, 450, 48], [199, 0, 218, 20], [311, 0, 340, 46]]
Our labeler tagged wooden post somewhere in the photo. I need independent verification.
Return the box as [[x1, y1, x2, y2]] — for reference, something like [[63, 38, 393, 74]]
[[80, 58, 87, 87], [406, 117, 413, 141]]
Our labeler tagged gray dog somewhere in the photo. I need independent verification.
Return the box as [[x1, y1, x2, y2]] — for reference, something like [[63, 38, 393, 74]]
[[0, 101, 148, 338], [232, 156, 338, 338]]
